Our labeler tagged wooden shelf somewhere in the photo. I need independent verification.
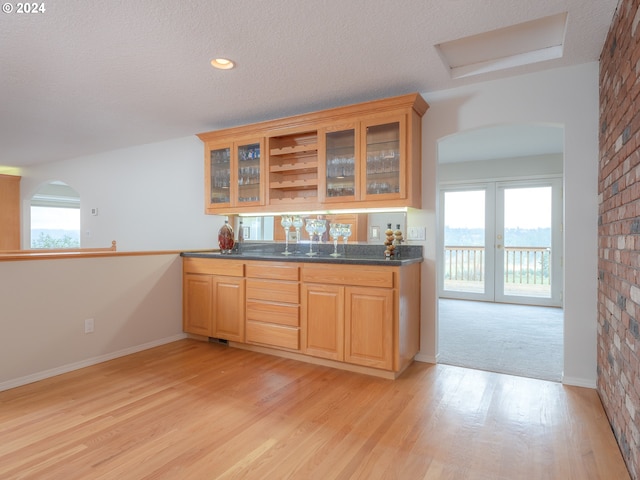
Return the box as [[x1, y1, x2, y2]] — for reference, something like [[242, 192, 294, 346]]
[[270, 144, 318, 156], [269, 196, 318, 206], [270, 161, 318, 175], [270, 179, 318, 191]]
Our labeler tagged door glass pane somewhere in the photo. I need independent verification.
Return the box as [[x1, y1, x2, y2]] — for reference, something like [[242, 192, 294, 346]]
[[237, 143, 260, 203], [443, 190, 485, 293], [326, 129, 355, 198], [503, 187, 551, 298], [210, 147, 231, 204], [366, 122, 400, 195]]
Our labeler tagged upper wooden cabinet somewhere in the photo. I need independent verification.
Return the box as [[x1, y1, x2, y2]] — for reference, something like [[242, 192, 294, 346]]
[[197, 93, 428, 214], [0, 174, 21, 250], [204, 137, 266, 209]]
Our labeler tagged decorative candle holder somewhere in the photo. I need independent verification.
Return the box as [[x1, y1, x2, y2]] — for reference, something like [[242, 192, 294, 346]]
[[384, 223, 395, 258]]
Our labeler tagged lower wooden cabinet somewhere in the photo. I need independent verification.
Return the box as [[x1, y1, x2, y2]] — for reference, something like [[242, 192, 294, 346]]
[[301, 283, 344, 361], [245, 262, 300, 350], [183, 273, 213, 337], [183, 258, 245, 342], [182, 257, 420, 376], [344, 286, 393, 370], [212, 276, 245, 342], [301, 263, 419, 373]]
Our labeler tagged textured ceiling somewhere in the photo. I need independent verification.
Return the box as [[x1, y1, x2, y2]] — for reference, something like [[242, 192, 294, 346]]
[[0, 0, 619, 167]]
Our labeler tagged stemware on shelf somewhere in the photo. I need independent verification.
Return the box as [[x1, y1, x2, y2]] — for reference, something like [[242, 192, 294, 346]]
[[305, 219, 318, 256], [329, 223, 342, 257], [341, 224, 352, 255], [280, 215, 293, 255], [314, 219, 327, 252], [292, 216, 304, 253]]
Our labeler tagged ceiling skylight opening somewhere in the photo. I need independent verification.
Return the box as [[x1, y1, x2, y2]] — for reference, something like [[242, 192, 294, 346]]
[[435, 12, 568, 80], [211, 58, 235, 70]]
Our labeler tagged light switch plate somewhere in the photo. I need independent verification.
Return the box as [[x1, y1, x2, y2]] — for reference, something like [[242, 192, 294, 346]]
[[407, 226, 426, 241]]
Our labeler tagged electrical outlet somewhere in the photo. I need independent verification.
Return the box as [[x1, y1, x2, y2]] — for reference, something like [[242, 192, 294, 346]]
[[407, 226, 426, 241], [84, 318, 94, 334]]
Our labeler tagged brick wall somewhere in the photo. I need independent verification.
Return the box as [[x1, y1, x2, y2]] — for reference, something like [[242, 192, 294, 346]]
[[599, 0, 640, 478]]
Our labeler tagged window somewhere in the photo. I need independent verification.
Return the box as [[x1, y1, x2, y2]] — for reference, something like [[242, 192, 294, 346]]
[[30, 182, 80, 249]]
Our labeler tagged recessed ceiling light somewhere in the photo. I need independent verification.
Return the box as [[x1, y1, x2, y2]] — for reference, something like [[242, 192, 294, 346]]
[[211, 58, 235, 70]]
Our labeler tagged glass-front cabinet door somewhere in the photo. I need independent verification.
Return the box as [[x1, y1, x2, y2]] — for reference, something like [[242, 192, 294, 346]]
[[236, 140, 263, 206], [208, 145, 232, 206], [320, 125, 358, 203], [205, 138, 264, 209], [361, 116, 406, 201]]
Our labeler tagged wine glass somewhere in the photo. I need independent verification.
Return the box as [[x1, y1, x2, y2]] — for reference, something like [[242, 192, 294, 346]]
[[341, 224, 352, 255], [292, 216, 304, 253], [314, 219, 327, 253], [329, 223, 342, 257], [280, 215, 293, 255], [305, 219, 317, 256]]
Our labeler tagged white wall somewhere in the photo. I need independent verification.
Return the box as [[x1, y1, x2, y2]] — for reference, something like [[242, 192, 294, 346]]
[[417, 63, 599, 387], [19, 136, 224, 251], [0, 254, 185, 391], [439, 153, 563, 183]]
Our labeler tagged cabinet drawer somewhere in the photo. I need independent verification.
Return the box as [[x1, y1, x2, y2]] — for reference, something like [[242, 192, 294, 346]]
[[302, 265, 395, 288], [246, 279, 299, 303], [246, 300, 299, 327], [245, 262, 300, 281], [246, 322, 299, 350], [183, 257, 244, 277]]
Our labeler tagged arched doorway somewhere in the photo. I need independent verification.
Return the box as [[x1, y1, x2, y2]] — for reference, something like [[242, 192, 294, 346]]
[[436, 123, 565, 381]]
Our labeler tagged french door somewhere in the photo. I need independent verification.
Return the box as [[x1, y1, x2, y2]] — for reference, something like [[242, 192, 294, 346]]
[[440, 179, 562, 307]]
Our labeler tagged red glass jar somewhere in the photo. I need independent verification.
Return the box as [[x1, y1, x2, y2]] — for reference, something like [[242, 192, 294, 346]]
[[218, 220, 235, 253]]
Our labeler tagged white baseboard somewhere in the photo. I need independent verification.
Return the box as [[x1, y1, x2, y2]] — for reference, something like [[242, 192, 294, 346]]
[[0, 333, 187, 392], [562, 376, 596, 389], [414, 353, 437, 364]]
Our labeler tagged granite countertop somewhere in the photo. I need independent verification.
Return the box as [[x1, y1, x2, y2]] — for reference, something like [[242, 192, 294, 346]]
[[181, 242, 423, 266]]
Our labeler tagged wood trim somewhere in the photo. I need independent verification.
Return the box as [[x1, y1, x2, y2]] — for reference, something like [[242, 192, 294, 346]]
[[1, 240, 117, 255], [0, 174, 20, 250], [229, 340, 403, 379], [197, 93, 428, 142], [0, 243, 186, 262], [183, 257, 244, 276]]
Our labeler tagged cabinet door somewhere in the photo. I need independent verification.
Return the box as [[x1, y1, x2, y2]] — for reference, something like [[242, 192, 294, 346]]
[[319, 124, 358, 203], [360, 116, 406, 201], [236, 139, 265, 206], [205, 139, 264, 210], [183, 273, 213, 336], [301, 283, 344, 361], [344, 286, 393, 369], [212, 276, 245, 342], [206, 143, 232, 208]]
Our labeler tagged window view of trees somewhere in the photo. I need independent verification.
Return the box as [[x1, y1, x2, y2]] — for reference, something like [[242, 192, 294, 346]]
[[30, 206, 80, 248], [30, 182, 81, 249]]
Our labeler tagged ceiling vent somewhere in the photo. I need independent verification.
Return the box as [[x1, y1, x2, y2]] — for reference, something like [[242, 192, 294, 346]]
[[435, 12, 568, 79]]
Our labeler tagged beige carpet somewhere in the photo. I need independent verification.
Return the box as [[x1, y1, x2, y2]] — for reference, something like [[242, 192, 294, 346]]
[[438, 298, 563, 382]]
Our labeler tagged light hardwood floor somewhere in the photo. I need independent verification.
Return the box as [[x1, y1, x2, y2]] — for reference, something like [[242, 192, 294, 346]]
[[0, 339, 629, 479]]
